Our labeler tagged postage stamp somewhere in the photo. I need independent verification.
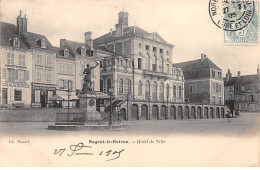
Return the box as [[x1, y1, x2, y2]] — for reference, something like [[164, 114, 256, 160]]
[[209, 0, 259, 45]]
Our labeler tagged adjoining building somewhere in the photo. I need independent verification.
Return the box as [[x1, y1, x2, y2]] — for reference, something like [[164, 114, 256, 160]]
[[0, 14, 32, 107], [224, 66, 260, 113], [174, 54, 224, 106], [94, 11, 186, 120]]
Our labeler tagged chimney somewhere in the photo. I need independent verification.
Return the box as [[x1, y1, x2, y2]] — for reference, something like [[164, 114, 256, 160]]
[[110, 29, 113, 35], [16, 10, 23, 35], [60, 39, 66, 48], [226, 69, 232, 81], [257, 64, 259, 75], [237, 71, 241, 78], [85, 32, 93, 48], [22, 14, 27, 33], [201, 54, 207, 61], [115, 11, 128, 36]]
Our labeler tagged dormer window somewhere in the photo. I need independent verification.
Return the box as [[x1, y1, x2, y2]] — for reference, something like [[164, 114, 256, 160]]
[[90, 49, 94, 57], [64, 49, 69, 58], [41, 39, 47, 48], [13, 38, 20, 47], [81, 46, 86, 56]]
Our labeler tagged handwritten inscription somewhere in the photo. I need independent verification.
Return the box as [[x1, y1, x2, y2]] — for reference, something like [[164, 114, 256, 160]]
[[54, 142, 125, 161]]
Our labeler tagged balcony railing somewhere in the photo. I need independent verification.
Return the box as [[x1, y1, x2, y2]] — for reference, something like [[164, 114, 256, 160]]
[[143, 70, 168, 79]]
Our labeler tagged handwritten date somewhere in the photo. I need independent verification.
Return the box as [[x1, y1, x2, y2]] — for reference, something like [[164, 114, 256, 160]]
[[54, 142, 125, 161]]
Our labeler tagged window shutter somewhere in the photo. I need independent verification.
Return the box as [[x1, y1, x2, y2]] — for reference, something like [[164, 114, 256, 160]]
[[2, 68, 7, 79], [25, 71, 29, 81], [14, 70, 18, 81]]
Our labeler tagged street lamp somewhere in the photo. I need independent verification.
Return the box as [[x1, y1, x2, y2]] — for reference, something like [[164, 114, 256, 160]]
[[109, 88, 114, 126], [67, 81, 72, 113]]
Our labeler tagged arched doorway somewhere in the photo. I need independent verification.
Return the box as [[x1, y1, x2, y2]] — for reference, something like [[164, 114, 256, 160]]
[[131, 104, 139, 120], [177, 106, 183, 119], [191, 106, 196, 119], [161, 105, 167, 119], [216, 107, 220, 118], [197, 107, 202, 119], [170, 106, 176, 119], [204, 107, 209, 119], [141, 104, 148, 120], [152, 105, 158, 119], [184, 106, 189, 119], [221, 108, 225, 118], [120, 108, 127, 121], [210, 107, 214, 118]]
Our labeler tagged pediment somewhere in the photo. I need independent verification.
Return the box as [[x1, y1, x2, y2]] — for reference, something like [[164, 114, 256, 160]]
[[145, 32, 167, 44]]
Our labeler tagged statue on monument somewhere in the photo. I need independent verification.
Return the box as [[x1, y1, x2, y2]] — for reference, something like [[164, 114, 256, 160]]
[[82, 59, 99, 92]]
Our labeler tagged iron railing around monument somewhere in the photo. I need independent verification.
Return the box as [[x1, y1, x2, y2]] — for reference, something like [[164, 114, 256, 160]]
[[56, 111, 85, 122]]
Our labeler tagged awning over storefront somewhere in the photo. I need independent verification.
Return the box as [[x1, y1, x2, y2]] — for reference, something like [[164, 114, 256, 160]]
[[49, 95, 65, 101], [96, 91, 110, 99]]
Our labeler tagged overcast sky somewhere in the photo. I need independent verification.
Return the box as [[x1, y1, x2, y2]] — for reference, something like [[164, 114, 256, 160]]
[[1, 0, 259, 76]]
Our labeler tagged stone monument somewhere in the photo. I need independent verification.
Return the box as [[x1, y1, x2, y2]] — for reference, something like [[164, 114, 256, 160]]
[[80, 59, 101, 122]]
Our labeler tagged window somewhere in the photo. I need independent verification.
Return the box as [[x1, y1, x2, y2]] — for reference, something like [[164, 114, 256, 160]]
[[36, 55, 42, 65], [41, 39, 47, 48], [235, 86, 239, 92], [166, 84, 170, 97], [47, 55, 52, 66], [219, 97, 222, 104], [59, 79, 64, 89], [138, 43, 142, 48], [218, 72, 222, 79], [152, 64, 156, 71], [153, 47, 157, 52], [173, 85, 176, 98], [178, 86, 182, 98], [13, 38, 20, 47], [145, 45, 149, 51], [119, 78, 123, 94], [90, 50, 94, 57], [68, 80, 73, 90], [7, 52, 14, 65], [213, 83, 216, 92], [2, 68, 7, 79], [64, 49, 69, 58], [190, 85, 193, 93], [145, 80, 150, 100], [35, 90, 40, 103], [127, 79, 132, 94], [81, 46, 86, 56], [159, 82, 164, 101], [8, 69, 17, 82], [166, 64, 169, 73], [36, 71, 42, 82], [160, 49, 163, 54], [152, 81, 157, 100], [100, 79, 104, 92], [18, 70, 25, 82], [59, 65, 65, 74], [19, 54, 25, 66], [138, 58, 142, 69], [100, 61, 103, 68], [229, 94, 233, 100], [250, 95, 254, 101], [166, 51, 169, 56], [14, 90, 22, 101], [213, 96, 216, 103], [47, 71, 52, 83], [68, 65, 73, 75], [138, 81, 142, 96], [107, 78, 112, 93], [212, 70, 215, 77]]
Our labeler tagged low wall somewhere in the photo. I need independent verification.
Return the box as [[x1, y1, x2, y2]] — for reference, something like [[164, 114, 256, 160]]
[[0, 108, 81, 122]]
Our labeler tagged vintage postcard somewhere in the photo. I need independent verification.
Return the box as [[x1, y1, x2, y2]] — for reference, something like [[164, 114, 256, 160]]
[[0, 0, 260, 167]]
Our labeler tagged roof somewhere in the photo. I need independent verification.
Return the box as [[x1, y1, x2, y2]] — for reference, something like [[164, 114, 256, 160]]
[[234, 74, 260, 86], [21, 32, 54, 50], [95, 45, 115, 54], [94, 25, 172, 46], [49, 95, 65, 101], [174, 58, 221, 80], [0, 22, 29, 49], [224, 77, 237, 86], [53, 46, 75, 60]]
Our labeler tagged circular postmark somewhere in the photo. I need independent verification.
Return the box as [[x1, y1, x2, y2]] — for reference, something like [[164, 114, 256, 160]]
[[209, 0, 255, 31]]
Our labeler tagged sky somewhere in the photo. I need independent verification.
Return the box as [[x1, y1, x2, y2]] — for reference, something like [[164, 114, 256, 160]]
[[0, 0, 259, 76]]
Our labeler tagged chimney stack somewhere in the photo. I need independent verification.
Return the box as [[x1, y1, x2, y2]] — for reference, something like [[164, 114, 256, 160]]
[[226, 69, 231, 81], [60, 39, 66, 48], [16, 10, 27, 35], [237, 71, 241, 78], [110, 29, 113, 35], [201, 54, 207, 61], [85, 32, 93, 48], [257, 64, 259, 75]]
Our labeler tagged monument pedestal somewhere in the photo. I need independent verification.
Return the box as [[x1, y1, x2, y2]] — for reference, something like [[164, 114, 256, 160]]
[[79, 91, 102, 122]]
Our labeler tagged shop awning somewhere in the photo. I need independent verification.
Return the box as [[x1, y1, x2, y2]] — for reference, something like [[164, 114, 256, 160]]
[[49, 95, 65, 101], [96, 91, 110, 99]]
